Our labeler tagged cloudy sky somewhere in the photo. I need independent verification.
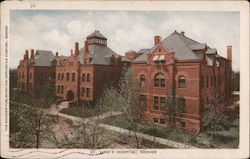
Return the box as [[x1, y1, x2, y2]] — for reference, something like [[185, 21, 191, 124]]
[[10, 10, 239, 70]]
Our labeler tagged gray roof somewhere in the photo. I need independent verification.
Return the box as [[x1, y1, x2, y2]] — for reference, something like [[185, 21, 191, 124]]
[[34, 50, 55, 66], [121, 56, 132, 62], [206, 48, 217, 54], [137, 49, 149, 54], [87, 30, 107, 40], [206, 56, 213, 66], [125, 50, 137, 54], [133, 31, 210, 63], [189, 43, 206, 50], [77, 44, 118, 65]]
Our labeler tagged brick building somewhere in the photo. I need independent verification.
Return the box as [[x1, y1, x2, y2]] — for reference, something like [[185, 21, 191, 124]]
[[55, 31, 124, 104], [17, 30, 233, 131], [17, 49, 56, 93], [131, 31, 233, 132]]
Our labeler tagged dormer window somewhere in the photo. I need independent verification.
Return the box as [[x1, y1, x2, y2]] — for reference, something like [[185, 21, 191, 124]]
[[153, 55, 165, 63]]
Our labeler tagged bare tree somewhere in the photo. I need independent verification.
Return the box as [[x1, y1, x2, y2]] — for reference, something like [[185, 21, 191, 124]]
[[96, 66, 147, 148], [10, 85, 56, 148], [201, 93, 229, 147]]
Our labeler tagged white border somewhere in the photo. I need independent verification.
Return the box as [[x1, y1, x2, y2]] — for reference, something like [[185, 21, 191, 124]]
[[1, 1, 249, 158]]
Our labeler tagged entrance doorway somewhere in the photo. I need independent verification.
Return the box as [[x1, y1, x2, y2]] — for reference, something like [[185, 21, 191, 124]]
[[66, 90, 74, 101]]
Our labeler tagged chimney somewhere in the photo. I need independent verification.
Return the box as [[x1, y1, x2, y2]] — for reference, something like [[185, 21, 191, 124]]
[[74, 42, 79, 56], [227, 45, 232, 61], [154, 35, 161, 45], [181, 31, 185, 36], [56, 52, 58, 57], [30, 49, 34, 60], [84, 40, 89, 53], [24, 50, 29, 59]]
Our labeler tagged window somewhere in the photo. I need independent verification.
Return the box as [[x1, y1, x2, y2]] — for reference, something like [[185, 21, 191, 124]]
[[140, 95, 147, 106], [82, 87, 85, 97], [140, 75, 146, 87], [66, 73, 69, 81], [160, 118, 165, 124], [57, 85, 60, 93], [61, 86, 64, 94], [87, 73, 90, 82], [153, 96, 159, 110], [103, 74, 107, 81], [153, 117, 159, 123], [177, 97, 185, 113], [82, 73, 85, 82], [22, 72, 24, 79], [201, 76, 204, 88], [86, 88, 90, 97], [178, 76, 186, 88], [206, 75, 209, 87], [58, 73, 61, 80], [72, 73, 75, 81], [29, 72, 32, 79], [214, 75, 217, 87], [160, 97, 165, 107], [201, 98, 204, 111], [217, 75, 220, 86], [22, 82, 24, 89], [61, 73, 64, 80], [29, 83, 32, 89], [211, 76, 213, 87], [154, 73, 165, 87]]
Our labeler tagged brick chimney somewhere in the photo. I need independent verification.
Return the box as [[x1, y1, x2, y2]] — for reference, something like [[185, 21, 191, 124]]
[[227, 45, 232, 61], [83, 40, 89, 64], [30, 49, 34, 60], [84, 40, 89, 53], [24, 50, 28, 59], [154, 35, 161, 45], [74, 42, 79, 56], [55, 52, 58, 57], [181, 31, 185, 36]]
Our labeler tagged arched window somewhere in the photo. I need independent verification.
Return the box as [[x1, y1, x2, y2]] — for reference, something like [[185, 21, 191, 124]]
[[82, 73, 85, 82], [178, 75, 186, 88], [140, 74, 146, 87], [87, 73, 90, 82], [58, 73, 61, 80], [154, 73, 165, 87]]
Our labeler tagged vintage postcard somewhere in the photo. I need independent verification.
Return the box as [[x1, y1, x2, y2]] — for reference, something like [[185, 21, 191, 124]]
[[1, 0, 249, 158]]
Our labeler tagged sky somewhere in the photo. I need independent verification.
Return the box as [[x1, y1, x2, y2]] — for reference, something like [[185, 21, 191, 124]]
[[10, 10, 240, 70]]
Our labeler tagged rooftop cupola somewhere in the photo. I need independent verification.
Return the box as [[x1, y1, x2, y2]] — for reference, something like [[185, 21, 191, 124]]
[[87, 30, 107, 46]]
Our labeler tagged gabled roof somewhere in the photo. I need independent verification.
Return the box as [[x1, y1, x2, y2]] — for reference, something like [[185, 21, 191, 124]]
[[34, 50, 55, 66], [206, 48, 217, 54], [77, 44, 118, 65], [133, 31, 204, 63], [87, 30, 107, 40], [189, 43, 207, 50]]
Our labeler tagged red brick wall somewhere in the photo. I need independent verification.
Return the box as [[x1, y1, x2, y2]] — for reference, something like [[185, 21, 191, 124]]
[[56, 55, 80, 100], [93, 65, 122, 101]]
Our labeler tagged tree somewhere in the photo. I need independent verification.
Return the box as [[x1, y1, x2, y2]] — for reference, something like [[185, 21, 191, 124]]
[[10, 86, 56, 148], [201, 93, 230, 147], [49, 102, 109, 149], [96, 66, 147, 148], [161, 91, 185, 129]]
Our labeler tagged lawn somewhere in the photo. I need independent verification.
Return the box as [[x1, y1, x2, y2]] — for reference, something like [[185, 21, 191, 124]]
[[101, 114, 198, 147], [59, 106, 100, 119]]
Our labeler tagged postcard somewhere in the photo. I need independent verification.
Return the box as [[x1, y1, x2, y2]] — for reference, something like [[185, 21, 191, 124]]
[[1, 1, 249, 158]]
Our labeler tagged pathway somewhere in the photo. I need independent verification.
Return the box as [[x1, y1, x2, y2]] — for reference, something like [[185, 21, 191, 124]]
[[49, 102, 199, 149]]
